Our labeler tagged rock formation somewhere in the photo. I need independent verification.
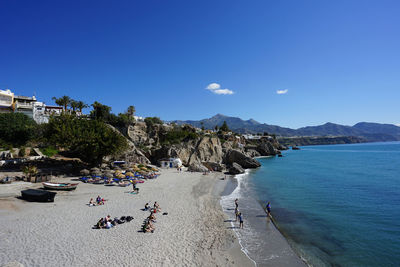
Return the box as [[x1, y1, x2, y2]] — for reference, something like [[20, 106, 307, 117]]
[[228, 163, 245, 174], [224, 149, 261, 169], [115, 122, 284, 172]]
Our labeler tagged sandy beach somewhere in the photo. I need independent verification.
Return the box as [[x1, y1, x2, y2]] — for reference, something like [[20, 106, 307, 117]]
[[0, 169, 254, 267]]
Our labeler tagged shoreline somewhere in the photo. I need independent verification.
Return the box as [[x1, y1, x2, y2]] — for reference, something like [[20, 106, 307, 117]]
[[221, 170, 307, 267], [0, 169, 253, 266]]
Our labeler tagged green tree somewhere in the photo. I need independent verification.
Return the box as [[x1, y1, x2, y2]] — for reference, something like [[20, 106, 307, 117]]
[[70, 100, 78, 112], [90, 101, 111, 121], [220, 121, 230, 132], [52, 95, 71, 111], [22, 165, 38, 182], [76, 101, 89, 113], [200, 122, 205, 131], [0, 113, 36, 146], [45, 114, 128, 164], [126, 105, 136, 118]]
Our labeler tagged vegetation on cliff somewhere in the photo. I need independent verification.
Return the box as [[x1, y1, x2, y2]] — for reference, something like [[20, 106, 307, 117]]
[[0, 113, 37, 147], [44, 114, 128, 164]]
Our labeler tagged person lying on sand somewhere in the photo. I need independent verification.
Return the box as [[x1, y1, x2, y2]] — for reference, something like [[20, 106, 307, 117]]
[[96, 218, 105, 229], [89, 198, 96, 207], [148, 212, 156, 222], [146, 220, 155, 232]]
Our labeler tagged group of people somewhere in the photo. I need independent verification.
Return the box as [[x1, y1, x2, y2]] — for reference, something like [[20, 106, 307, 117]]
[[234, 199, 244, 229], [234, 199, 272, 229], [94, 215, 134, 229], [88, 195, 106, 206], [142, 201, 162, 233]]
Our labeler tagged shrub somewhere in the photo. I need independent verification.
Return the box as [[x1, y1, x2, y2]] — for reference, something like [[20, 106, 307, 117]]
[[0, 113, 36, 146], [40, 146, 58, 157], [45, 114, 128, 164]]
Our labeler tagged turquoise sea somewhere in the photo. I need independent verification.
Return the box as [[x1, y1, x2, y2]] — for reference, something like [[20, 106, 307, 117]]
[[223, 142, 400, 266]]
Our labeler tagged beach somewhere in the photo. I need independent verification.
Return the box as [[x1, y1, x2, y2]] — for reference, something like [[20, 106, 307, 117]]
[[0, 169, 253, 267]]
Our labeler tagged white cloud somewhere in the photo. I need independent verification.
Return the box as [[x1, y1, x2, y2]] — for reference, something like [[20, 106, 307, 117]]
[[206, 83, 234, 95], [213, 89, 234, 95], [276, 89, 288, 94]]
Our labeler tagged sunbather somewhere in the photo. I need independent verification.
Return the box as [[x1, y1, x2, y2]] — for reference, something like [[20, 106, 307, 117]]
[[148, 212, 156, 222], [89, 198, 96, 207]]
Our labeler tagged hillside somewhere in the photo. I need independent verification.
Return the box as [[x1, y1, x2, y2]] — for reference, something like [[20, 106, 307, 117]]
[[174, 115, 400, 142]]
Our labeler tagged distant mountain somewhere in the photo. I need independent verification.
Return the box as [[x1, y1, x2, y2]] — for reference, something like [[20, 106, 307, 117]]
[[173, 115, 400, 142]]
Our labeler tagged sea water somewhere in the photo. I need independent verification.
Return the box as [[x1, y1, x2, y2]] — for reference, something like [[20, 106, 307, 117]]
[[221, 142, 400, 266]]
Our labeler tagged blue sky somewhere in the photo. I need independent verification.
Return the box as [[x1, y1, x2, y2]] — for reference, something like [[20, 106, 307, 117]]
[[1, 0, 399, 128]]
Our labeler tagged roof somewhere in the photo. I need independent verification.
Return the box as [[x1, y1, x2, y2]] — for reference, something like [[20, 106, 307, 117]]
[[14, 95, 36, 101], [45, 106, 63, 109]]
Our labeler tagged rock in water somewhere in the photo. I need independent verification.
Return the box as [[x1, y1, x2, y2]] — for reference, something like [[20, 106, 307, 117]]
[[228, 162, 245, 174], [224, 149, 261, 168], [256, 141, 278, 156]]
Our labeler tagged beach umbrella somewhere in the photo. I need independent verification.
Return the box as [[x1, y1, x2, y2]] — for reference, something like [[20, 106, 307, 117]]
[[80, 169, 90, 176], [104, 171, 113, 178], [125, 172, 134, 177]]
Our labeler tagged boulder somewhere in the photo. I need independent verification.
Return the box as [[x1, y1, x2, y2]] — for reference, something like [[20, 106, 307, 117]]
[[188, 163, 209, 172], [188, 137, 223, 165], [228, 163, 245, 175], [80, 169, 90, 176], [127, 122, 148, 145], [256, 141, 278, 156], [202, 162, 225, 172], [245, 149, 261, 158], [224, 149, 261, 168]]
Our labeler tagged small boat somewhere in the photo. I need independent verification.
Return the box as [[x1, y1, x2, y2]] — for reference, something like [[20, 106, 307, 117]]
[[42, 182, 78, 191], [292, 146, 300, 150], [21, 189, 57, 202]]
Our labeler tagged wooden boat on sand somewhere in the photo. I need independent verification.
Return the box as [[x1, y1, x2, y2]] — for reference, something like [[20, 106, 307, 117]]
[[42, 182, 78, 191]]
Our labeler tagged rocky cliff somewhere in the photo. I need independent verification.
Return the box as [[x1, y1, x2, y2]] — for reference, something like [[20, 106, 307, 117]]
[[117, 122, 282, 173]]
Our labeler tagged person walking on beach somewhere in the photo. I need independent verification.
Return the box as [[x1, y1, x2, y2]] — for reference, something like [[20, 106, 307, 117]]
[[235, 207, 239, 222], [238, 212, 243, 229], [235, 198, 238, 209], [266, 202, 271, 217]]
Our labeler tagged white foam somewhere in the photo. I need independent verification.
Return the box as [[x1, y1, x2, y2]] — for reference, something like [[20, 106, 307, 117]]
[[220, 170, 257, 266]]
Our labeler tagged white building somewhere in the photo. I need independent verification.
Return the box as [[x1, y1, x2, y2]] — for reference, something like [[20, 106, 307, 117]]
[[134, 116, 144, 122], [0, 88, 63, 124]]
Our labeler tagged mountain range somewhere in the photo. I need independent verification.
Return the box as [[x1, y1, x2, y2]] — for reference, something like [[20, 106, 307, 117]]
[[173, 114, 400, 142]]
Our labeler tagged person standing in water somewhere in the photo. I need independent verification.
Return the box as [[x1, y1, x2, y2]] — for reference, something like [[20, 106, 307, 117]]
[[238, 212, 243, 229]]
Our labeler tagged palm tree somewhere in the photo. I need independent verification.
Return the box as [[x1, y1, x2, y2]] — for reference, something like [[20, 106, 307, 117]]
[[52, 96, 71, 112], [126, 105, 136, 118], [70, 100, 78, 112], [76, 101, 88, 113], [22, 165, 38, 182]]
